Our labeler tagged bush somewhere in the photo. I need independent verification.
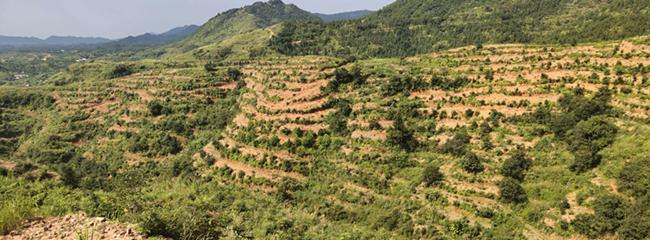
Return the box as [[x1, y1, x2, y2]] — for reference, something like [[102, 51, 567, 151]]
[[568, 117, 618, 155], [139, 209, 223, 239], [275, 178, 303, 203], [382, 75, 422, 96], [446, 218, 481, 238], [618, 209, 650, 240], [571, 148, 600, 173], [386, 118, 418, 152], [374, 209, 413, 236], [568, 116, 617, 172], [617, 157, 650, 198], [327, 112, 347, 134], [593, 194, 626, 231], [227, 68, 243, 81], [572, 214, 606, 238], [497, 178, 527, 204], [148, 100, 172, 116], [130, 131, 182, 157], [460, 152, 484, 173], [422, 165, 444, 187], [0, 91, 54, 109], [324, 67, 367, 93], [383, 152, 415, 168], [204, 62, 218, 72], [500, 148, 531, 181], [439, 130, 470, 157], [106, 64, 134, 79]]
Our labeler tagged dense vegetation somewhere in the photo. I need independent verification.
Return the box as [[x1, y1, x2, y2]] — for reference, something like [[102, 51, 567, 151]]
[[271, 0, 650, 57]]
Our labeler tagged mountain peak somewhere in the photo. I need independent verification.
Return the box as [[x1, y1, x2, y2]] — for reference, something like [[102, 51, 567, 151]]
[[175, 0, 317, 51], [268, 0, 285, 6]]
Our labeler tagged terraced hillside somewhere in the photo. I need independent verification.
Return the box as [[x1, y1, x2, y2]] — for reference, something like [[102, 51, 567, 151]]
[[2, 35, 650, 239]]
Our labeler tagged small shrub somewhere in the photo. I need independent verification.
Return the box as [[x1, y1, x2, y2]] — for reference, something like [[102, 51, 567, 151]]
[[500, 148, 531, 181], [460, 152, 484, 173], [422, 165, 444, 187], [497, 177, 527, 204], [439, 129, 470, 156]]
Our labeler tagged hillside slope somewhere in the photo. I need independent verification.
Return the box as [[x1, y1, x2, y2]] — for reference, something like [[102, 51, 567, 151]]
[[173, 0, 318, 52], [2, 36, 650, 239], [270, 0, 650, 57]]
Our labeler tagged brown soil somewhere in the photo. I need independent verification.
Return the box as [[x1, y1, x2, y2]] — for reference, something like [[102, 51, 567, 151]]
[[0, 160, 16, 170], [218, 82, 238, 91], [134, 89, 154, 102], [590, 173, 619, 193], [351, 130, 386, 141], [562, 191, 595, 222]]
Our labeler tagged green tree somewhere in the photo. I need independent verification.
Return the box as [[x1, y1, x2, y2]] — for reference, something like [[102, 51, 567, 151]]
[[568, 116, 617, 173], [572, 214, 606, 238], [500, 148, 531, 181], [227, 68, 243, 81], [439, 129, 470, 156], [617, 158, 650, 198], [460, 152, 484, 174], [593, 194, 627, 231], [422, 164, 444, 187], [497, 177, 527, 204], [386, 117, 418, 152]]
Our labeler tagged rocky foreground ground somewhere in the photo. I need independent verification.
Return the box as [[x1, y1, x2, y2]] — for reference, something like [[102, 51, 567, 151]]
[[1, 213, 145, 240]]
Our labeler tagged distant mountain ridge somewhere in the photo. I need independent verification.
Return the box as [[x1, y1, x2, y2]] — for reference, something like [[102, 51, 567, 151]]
[[0, 35, 111, 46], [111, 25, 200, 46], [315, 10, 374, 22]]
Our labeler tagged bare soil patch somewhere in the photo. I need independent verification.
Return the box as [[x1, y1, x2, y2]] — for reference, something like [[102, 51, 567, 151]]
[[562, 191, 595, 222]]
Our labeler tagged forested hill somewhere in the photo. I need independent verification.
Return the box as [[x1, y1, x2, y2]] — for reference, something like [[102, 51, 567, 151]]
[[315, 10, 374, 22], [173, 0, 318, 52], [270, 0, 650, 57]]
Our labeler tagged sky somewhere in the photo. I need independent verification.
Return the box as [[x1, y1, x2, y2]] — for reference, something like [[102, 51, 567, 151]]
[[0, 0, 394, 39]]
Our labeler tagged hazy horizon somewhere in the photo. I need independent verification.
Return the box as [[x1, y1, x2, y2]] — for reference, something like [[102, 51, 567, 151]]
[[0, 0, 394, 39]]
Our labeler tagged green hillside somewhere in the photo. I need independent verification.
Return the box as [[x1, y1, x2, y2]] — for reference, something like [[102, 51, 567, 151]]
[[173, 0, 318, 53], [270, 0, 650, 57], [1, 1, 650, 240]]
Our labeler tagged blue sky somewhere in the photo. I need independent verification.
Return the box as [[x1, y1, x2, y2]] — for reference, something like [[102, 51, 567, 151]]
[[0, 0, 394, 39]]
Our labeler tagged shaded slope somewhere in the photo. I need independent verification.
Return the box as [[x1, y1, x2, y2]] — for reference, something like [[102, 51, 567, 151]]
[[315, 10, 373, 22], [111, 25, 200, 46]]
